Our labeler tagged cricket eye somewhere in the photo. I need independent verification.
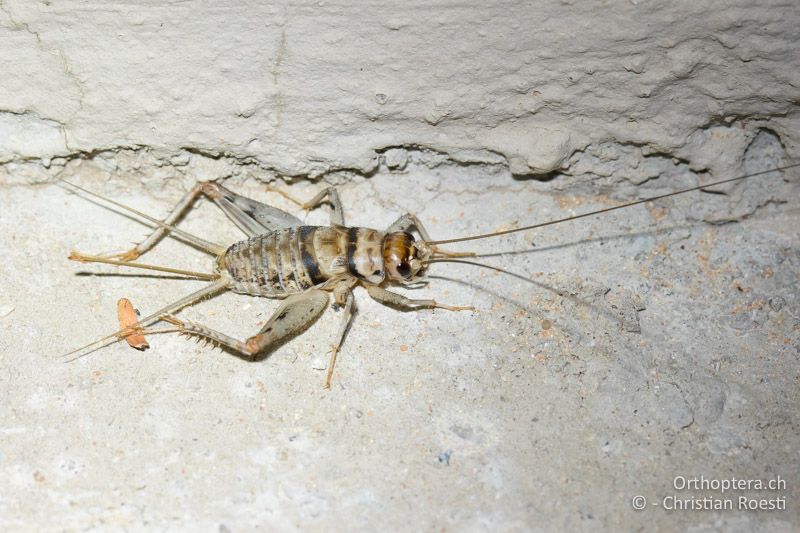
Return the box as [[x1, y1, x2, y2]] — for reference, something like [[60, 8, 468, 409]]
[[396, 261, 412, 278]]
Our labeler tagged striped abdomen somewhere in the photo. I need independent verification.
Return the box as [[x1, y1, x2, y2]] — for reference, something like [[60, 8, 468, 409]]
[[222, 226, 387, 297]]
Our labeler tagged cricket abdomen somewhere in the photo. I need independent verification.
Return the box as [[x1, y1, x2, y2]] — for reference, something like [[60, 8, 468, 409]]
[[222, 226, 386, 297]]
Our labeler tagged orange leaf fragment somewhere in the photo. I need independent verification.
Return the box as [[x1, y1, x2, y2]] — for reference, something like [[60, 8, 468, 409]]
[[117, 298, 149, 350]]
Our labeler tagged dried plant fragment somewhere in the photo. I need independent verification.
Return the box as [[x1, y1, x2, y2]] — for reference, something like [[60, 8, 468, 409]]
[[117, 298, 149, 350]]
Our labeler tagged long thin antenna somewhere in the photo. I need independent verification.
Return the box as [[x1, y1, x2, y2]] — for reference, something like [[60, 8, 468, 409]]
[[60, 180, 228, 256], [426, 258, 625, 325], [428, 163, 800, 246], [426, 258, 540, 286]]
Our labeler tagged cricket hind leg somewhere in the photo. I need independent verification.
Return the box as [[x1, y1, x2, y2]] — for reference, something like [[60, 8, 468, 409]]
[[99, 181, 302, 261], [163, 289, 329, 360], [96, 181, 209, 261], [62, 180, 226, 260], [206, 182, 302, 236], [365, 285, 474, 312], [62, 278, 231, 361]]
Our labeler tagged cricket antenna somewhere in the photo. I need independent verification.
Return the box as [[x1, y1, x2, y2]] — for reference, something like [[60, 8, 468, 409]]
[[426, 257, 537, 285], [425, 257, 628, 326], [427, 163, 800, 246], [425, 257, 584, 303]]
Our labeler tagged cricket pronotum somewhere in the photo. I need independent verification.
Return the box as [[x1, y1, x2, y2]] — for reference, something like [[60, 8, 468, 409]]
[[61, 163, 799, 388]]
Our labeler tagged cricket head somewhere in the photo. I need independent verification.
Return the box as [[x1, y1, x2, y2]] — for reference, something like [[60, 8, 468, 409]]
[[383, 232, 431, 284]]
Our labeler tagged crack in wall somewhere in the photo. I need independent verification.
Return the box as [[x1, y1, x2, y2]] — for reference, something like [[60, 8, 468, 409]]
[[0, 1, 85, 130], [0, 109, 69, 163], [0, 122, 793, 230]]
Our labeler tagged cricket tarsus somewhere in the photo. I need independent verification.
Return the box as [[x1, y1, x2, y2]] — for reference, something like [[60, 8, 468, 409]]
[[428, 162, 800, 245], [69, 252, 219, 281]]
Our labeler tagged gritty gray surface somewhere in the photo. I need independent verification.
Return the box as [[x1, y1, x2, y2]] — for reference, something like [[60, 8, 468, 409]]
[[1, 148, 798, 531]]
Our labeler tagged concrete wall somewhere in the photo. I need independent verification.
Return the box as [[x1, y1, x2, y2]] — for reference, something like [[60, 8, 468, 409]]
[[2, 1, 798, 179]]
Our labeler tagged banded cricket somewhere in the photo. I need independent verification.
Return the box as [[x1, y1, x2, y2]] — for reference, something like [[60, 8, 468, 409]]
[[61, 162, 799, 388]]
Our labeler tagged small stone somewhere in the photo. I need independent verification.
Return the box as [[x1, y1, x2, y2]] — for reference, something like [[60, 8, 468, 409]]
[[450, 425, 475, 440], [384, 148, 408, 170], [769, 296, 785, 312], [170, 152, 191, 166], [729, 311, 753, 331], [310, 354, 327, 371], [437, 450, 452, 466]]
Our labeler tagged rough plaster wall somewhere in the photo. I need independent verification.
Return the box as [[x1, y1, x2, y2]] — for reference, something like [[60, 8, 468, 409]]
[[1, 0, 798, 177], [1, 1, 799, 531]]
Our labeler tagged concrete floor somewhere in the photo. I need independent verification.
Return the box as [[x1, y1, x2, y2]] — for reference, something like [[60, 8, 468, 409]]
[[0, 155, 798, 531]]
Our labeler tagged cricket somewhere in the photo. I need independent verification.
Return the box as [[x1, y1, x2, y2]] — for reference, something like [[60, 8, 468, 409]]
[[62, 163, 799, 387]]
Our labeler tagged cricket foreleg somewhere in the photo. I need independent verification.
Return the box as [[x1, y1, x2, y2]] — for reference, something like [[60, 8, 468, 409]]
[[365, 285, 474, 312], [385, 213, 432, 241], [164, 289, 329, 360], [325, 290, 355, 389]]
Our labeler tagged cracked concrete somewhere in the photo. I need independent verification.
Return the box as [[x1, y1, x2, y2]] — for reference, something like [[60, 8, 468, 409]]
[[1, 1, 799, 531]]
